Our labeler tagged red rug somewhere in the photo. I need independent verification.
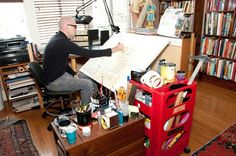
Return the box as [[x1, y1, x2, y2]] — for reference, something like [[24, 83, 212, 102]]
[[192, 122, 236, 156], [0, 119, 39, 156]]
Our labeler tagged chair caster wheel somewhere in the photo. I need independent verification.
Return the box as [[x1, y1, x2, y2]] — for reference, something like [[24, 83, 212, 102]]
[[47, 124, 52, 131], [184, 147, 191, 153], [42, 112, 47, 118]]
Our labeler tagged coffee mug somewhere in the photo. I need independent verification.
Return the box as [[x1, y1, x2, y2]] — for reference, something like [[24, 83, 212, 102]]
[[54, 115, 69, 126], [58, 120, 77, 137], [76, 110, 91, 126]]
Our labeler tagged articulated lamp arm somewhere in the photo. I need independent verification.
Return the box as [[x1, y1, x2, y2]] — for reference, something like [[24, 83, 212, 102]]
[[76, 0, 95, 17], [103, 0, 120, 33], [75, 0, 95, 24], [75, 0, 120, 33]]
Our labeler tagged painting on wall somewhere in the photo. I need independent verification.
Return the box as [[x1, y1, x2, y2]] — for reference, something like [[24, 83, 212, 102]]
[[129, 0, 159, 30]]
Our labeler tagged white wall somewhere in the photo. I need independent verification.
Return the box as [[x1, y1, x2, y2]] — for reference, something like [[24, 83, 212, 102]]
[[0, 3, 30, 39], [0, 2, 42, 47], [23, 1, 41, 46]]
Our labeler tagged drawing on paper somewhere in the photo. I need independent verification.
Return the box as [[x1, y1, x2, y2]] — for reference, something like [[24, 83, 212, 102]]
[[80, 32, 170, 91]]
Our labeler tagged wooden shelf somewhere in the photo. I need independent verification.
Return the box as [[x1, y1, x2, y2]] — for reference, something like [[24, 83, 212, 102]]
[[199, 0, 236, 90], [159, 0, 204, 37], [0, 62, 43, 112]]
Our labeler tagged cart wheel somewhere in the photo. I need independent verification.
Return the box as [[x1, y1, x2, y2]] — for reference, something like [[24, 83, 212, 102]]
[[47, 124, 52, 131], [184, 147, 191, 153], [42, 112, 47, 118]]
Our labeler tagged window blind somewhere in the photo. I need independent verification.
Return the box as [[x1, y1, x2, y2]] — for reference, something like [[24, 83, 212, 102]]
[[92, 0, 131, 33], [33, 0, 131, 45], [33, 0, 85, 45]]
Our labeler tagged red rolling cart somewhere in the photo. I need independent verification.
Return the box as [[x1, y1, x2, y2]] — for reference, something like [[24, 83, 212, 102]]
[[130, 79, 197, 156]]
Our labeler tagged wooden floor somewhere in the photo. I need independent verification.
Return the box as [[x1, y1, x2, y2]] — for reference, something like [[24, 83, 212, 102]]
[[0, 80, 235, 156]]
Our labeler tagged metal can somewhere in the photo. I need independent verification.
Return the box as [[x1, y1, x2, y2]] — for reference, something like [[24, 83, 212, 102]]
[[160, 63, 176, 83]]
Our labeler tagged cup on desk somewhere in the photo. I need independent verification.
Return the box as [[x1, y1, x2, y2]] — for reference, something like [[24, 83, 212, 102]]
[[82, 126, 91, 137], [76, 110, 92, 126], [65, 126, 77, 144], [58, 119, 77, 138]]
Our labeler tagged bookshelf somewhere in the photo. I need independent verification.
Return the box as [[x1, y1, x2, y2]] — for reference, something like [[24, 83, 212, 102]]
[[199, 0, 236, 90], [0, 62, 43, 112], [73, 34, 89, 48], [72, 29, 101, 50], [158, 0, 204, 39]]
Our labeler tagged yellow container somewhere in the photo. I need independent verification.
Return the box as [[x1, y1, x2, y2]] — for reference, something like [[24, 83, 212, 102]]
[[160, 63, 176, 83]]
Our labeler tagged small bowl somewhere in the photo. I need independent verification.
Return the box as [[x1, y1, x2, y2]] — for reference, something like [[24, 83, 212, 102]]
[[176, 70, 186, 80]]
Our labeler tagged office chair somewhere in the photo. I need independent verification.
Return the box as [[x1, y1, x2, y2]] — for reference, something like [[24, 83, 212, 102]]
[[28, 62, 79, 120]]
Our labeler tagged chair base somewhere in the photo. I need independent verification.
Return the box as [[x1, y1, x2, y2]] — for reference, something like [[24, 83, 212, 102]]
[[46, 108, 72, 117], [42, 97, 73, 118]]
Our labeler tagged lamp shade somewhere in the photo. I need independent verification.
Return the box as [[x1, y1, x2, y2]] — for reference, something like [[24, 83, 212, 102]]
[[75, 15, 93, 24]]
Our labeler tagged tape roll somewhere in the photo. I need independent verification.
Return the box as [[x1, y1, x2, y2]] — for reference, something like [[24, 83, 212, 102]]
[[140, 70, 163, 88], [18, 66, 25, 72]]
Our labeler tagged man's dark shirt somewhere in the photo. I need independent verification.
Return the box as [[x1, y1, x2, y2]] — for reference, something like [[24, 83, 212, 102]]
[[43, 31, 112, 83]]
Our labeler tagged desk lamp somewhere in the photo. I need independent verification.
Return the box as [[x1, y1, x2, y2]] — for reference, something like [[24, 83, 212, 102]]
[[75, 0, 120, 33]]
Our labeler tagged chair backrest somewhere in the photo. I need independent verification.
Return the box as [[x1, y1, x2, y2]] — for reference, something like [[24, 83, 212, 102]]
[[28, 62, 44, 88]]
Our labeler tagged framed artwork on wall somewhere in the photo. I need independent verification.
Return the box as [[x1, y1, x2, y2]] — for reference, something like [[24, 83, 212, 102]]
[[130, 0, 159, 29]]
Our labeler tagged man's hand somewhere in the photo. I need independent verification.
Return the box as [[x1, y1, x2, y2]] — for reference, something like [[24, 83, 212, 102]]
[[111, 42, 125, 53]]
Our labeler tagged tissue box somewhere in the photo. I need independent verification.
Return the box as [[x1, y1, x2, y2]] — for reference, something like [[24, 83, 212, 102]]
[[101, 111, 119, 129]]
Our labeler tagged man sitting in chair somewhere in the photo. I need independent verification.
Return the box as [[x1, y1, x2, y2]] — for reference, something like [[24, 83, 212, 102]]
[[43, 16, 124, 105]]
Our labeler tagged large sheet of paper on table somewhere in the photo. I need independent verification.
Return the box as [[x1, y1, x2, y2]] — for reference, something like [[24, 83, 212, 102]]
[[80, 33, 170, 91]]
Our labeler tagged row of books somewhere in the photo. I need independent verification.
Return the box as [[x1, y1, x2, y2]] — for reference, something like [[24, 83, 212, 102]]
[[6, 76, 35, 90], [73, 35, 88, 42], [206, 0, 236, 12], [204, 12, 234, 36], [233, 20, 236, 36], [201, 58, 236, 81], [160, 1, 194, 14], [200, 37, 236, 59]]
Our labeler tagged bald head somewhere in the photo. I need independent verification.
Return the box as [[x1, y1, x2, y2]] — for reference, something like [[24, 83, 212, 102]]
[[58, 16, 76, 30], [58, 16, 77, 39]]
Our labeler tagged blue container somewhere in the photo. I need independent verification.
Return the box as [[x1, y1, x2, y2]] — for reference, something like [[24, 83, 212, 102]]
[[66, 131, 76, 144], [117, 109, 124, 125]]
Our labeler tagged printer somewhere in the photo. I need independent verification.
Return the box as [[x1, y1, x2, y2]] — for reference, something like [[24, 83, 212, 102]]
[[0, 37, 29, 66]]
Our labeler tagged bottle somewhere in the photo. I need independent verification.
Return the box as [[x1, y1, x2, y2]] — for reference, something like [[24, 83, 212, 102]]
[[97, 111, 101, 126], [126, 76, 131, 101]]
